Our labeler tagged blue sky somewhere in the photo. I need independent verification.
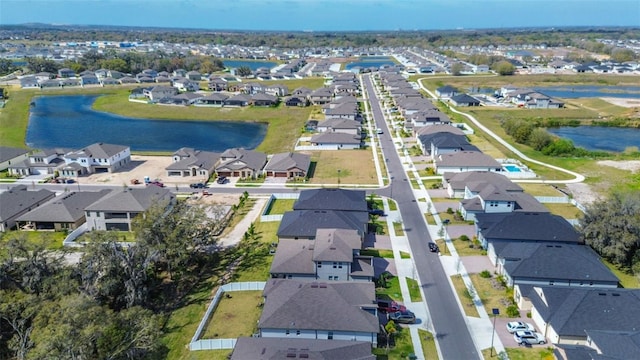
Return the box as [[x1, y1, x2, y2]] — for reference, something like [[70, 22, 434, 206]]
[[1, 0, 639, 31]]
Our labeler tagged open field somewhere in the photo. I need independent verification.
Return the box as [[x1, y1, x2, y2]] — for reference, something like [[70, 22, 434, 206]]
[[414, 74, 640, 90], [305, 149, 377, 185]]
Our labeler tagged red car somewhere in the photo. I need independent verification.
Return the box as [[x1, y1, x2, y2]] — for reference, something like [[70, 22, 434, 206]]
[[377, 299, 407, 313], [147, 181, 165, 187]]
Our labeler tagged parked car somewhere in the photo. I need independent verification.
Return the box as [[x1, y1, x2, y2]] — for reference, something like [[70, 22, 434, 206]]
[[369, 209, 385, 216], [514, 330, 546, 345], [147, 181, 165, 188], [377, 299, 407, 313], [216, 176, 228, 184], [190, 183, 206, 189], [388, 310, 416, 324], [376, 128, 383, 134], [506, 321, 534, 333], [428, 242, 439, 253]]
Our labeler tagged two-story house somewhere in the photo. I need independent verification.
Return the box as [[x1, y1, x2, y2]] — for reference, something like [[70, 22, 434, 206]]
[[59, 143, 131, 177]]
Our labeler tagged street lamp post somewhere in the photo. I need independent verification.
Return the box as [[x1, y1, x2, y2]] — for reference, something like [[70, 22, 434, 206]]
[[490, 308, 500, 357]]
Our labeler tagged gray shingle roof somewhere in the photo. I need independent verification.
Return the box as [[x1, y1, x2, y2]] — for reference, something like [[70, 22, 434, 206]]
[[216, 148, 267, 172], [436, 151, 501, 168], [259, 279, 378, 333], [85, 187, 174, 212], [310, 132, 362, 145], [0, 186, 55, 222], [313, 228, 361, 262], [270, 239, 316, 275], [498, 243, 619, 284], [294, 189, 367, 212], [264, 152, 311, 173], [445, 171, 522, 193], [415, 124, 465, 137], [66, 143, 128, 159], [166, 149, 220, 172], [476, 212, 582, 243], [0, 147, 29, 163], [231, 337, 376, 360], [583, 330, 640, 359], [17, 190, 112, 223], [277, 210, 368, 238], [529, 287, 640, 337], [317, 118, 360, 130]]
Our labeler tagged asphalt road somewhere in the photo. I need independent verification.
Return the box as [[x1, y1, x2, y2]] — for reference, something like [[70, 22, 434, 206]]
[[362, 74, 481, 359]]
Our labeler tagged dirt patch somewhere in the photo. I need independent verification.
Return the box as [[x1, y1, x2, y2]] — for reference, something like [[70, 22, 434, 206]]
[[597, 160, 640, 173], [565, 182, 601, 205], [79, 155, 174, 186], [600, 97, 640, 109]]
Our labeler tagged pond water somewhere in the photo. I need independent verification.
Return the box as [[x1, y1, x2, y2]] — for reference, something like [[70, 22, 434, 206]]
[[547, 126, 640, 152], [345, 56, 396, 70], [223, 60, 277, 70], [26, 95, 267, 152], [534, 85, 640, 99]]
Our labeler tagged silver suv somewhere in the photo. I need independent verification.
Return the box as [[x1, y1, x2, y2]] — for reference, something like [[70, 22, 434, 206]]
[[514, 330, 546, 345]]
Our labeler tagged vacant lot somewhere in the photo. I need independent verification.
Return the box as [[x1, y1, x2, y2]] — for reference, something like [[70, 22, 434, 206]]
[[305, 149, 377, 185]]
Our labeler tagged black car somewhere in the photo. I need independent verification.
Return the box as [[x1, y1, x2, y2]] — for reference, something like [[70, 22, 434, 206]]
[[369, 209, 385, 216], [216, 176, 228, 184], [190, 183, 206, 189], [428, 242, 439, 253]]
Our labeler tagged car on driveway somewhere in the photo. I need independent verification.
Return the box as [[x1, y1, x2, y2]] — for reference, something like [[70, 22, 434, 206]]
[[377, 299, 406, 313], [514, 330, 546, 345], [388, 310, 416, 324], [369, 209, 385, 216], [216, 176, 228, 184], [428, 242, 439, 253], [506, 321, 534, 333]]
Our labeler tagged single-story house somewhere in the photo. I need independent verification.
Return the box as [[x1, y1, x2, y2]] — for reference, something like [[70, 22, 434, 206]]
[[195, 93, 228, 107], [143, 86, 178, 101], [263, 152, 311, 178], [443, 171, 522, 198], [284, 95, 309, 107], [251, 93, 279, 107], [166, 147, 220, 178], [277, 210, 368, 240], [316, 118, 361, 135], [230, 337, 375, 360], [554, 330, 640, 360], [310, 132, 362, 149], [450, 94, 481, 107], [0, 185, 56, 232], [435, 85, 459, 98], [215, 148, 267, 178], [224, 94, 252, 107], [434, 151, 501, 174]]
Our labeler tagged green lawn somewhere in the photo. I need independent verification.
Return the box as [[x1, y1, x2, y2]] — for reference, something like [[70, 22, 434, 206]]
[[202, 291, 263, 339], [419, 329, 439, 360], [264, 199, 295, 215], [518, 183, 566, 196], [0, 230, 66, 251], [450, 275, 480, 318], [393, 222, 405, 236], [406, 278, 422, 302], [373, 325, 414, 360], [482, 346, 555, 360], [603, 260, 640, 288], [361, 249, 395, 258], [542, 203, 583, 219], [377, 275, 403, 302]]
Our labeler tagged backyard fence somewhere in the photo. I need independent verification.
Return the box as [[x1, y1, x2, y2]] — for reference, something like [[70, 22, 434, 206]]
[[260, 193, 299, 222], [534, 196, 570, 204], [189, 281, 266, 351]]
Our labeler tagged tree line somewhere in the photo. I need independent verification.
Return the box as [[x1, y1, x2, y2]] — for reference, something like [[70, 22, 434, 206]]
[[0, 200, 232, 359]]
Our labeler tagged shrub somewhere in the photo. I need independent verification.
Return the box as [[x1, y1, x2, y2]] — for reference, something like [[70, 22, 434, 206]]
[[446, 207, 454, 214], [479, 270, 492, 278], [459, 235, 470, 242], [506, 305, 520, 318]]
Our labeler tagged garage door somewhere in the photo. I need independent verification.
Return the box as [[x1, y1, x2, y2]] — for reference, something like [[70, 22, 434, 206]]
[[275, 172, 287, 177]]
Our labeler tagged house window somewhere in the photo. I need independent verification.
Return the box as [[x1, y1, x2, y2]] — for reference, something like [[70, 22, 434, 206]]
[[328, 332, 333, 340], [296, 330, 301, 336], [333, 262, 337, 269], [338, 263, 343, 269], [286, 330, 290, 335], [333, 276, 339, 280], [549, 280, 555, 286], [317, 263, 322, 268]]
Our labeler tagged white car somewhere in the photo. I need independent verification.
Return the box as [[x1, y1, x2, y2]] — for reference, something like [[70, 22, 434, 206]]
[[506, 321, 534, 333], [514, 330, 546, 345], [376, 128, 383, 135]]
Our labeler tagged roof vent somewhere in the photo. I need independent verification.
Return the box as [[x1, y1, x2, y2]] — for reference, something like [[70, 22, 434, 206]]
[[612, 293, 621, 297], [598, 293, 607, 296], [310, 282, 318, 288], [319, 283, 327, 288], [299, 354, 309, 359]]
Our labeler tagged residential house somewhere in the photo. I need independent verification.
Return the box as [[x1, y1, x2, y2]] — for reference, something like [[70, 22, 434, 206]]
[[119, 76, 138, 84], [450, 94, 481, 107], [270, 228, 373, 282], [20, 76, 40, 88], [165, 147, 220, 178], [230, 337, 375, 360], [527, 287, 640, 345], [8, 148, 68, 176], [224, 94, 251, 107], [443, 171, 523, 198], [251, 93, 279, 107], [310, 133, 362, 149], [292, 87, 312, 97], [207, 78, 228, 91], [494, 242, 619, 309], [215, 148, 267, 178], [16, 190, 112, 231], [265, 84, 289, 97], [185, 70, 201, 81], [284, 95, 308, 107], [324, 103, 359, 121], [554, 330, 640, 360], [0, 185, 55, 232], [34, 72, 54, 82], [309, 88, 333, 105], [194, 93, 228, 107], [258, 279, 379, 345], [143, 85, 178, 101], [80, 74, 100, 86], [173, 78, 200, 92], [458, 181, 548, 221], [294, 188, 367, 213], [316, 119, 361, 135], [100, 77, 119, 86], [85, 187, 175, 231], [475, 211, 584, 259], [409, 110, 451, 128], [57, 68, 76, 78], [165, 92, 203, 105], [0, 147, 30, 171], [434, 151, 501, 174], [277, 210, 369, 240], [435, 85, 459, 98], [173, 69, 187, 77], [59, 143, 131, 177], [263, 152, 311, 178]]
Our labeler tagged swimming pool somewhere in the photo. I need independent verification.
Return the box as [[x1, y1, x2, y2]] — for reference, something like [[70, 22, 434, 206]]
[[503, 165, 522, 173]]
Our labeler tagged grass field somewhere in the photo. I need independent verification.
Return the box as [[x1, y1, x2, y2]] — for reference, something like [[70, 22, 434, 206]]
[[406, 278, 422, 302], [377, 275, 403, 301], [373, 325, 414, 359], [485, 346, 555, 360], [306, 149, 377, 185], [468, 273, 514, 319], [202, 291, 263, 339], [518, 183, 566, 196], [542, 203, 583, 219], [419, 329, 439, 360], [264, 199, 295, 215], [362, 249, 395, 258], [450, 274, 480, 317], [0, 230, 66, 251]]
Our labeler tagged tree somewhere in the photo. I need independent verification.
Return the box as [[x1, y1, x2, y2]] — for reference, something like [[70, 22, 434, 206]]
[[0, 58, 17, 76], [528, 128, 553, 151], [580, 190, 640, 273], [492, 60, 516, 75], [450, 63, 464, 76], [384, 320, 397, 352], [610, 48, 636, 63], [236, 66, 253, 77], [100, 58, 129, 73]]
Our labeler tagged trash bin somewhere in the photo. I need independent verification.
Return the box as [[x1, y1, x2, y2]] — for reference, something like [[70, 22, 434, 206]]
[[408, 354, 418, 360]]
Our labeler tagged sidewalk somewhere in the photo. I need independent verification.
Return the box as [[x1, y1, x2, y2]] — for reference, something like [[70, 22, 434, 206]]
[[217, 196, 269, 248]]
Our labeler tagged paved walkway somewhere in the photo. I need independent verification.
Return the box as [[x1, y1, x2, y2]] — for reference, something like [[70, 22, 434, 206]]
[[217, 196, 269, 248]]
